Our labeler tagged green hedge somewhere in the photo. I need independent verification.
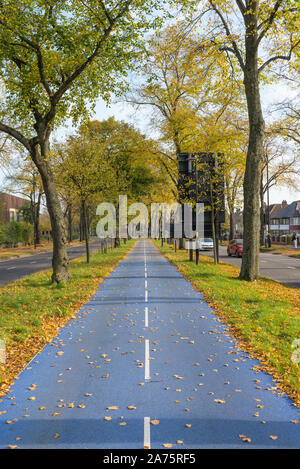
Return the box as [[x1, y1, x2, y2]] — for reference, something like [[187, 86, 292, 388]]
[[0, 222, 33, 247]]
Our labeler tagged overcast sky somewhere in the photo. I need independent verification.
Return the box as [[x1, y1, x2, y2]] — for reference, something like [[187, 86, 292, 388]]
[[0, 53, 299, 207], [48, 79, 299, 206]]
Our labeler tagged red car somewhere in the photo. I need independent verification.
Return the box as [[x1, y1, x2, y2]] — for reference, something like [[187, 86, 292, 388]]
[[227, 239, 243, 257]]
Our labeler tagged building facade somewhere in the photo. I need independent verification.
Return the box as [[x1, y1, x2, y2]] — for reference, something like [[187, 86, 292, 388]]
[[270, 200, 300, 236], [0, 192, 27, 224]]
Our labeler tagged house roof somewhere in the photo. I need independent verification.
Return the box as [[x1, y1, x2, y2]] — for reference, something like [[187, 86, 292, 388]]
[[265, 200, 287, 218], [272, 201, 300, 219]]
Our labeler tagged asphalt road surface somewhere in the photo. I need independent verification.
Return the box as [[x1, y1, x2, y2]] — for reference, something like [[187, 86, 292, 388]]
[[0, 240, 299, 449], [202, 245, 300, 289], [0, 240, 102, 287]]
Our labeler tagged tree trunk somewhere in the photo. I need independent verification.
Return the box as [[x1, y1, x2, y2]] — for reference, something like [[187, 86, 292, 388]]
[[210, 182, 218, 265], [68, 203, 72, 243], [239, 25, 265, 281], [79, 210, 83, 242], [115, 203, 120, 247], [82, 199, 90, 263], [260, 175, 265, 247], [174, 130, 185, 249], [36, 192, 41, 245], [31, 194, 41, 247], [229, 210, 234, 241], [31, 141, 70, 284]]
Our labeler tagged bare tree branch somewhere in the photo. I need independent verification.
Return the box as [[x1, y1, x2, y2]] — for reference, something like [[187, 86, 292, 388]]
[[209, 0, 245, 71], [258, 39, 300, 74], [235, 0, 246, 15], [257, 0, 283, 45], [0, 122, 31, 153]]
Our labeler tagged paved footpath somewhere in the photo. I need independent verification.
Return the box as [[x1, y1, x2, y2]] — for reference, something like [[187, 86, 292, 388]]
[[0, 240, 299, 449]]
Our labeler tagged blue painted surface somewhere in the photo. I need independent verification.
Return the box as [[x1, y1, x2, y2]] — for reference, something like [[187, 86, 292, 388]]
[[0, 240, 299, 448]]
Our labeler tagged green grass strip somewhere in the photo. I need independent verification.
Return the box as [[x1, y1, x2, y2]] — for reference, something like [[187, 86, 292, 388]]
[[0, 240, 135, 395], [154, 240, 300, 407]]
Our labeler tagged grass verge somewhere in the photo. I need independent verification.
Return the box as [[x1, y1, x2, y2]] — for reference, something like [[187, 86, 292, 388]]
[[0, 240, 84, 261], [154, 240, 300, 407], [0, 240, 135, 397]]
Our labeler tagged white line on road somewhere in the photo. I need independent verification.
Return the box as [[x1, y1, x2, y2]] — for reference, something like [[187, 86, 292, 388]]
[[145, 289, 148, 302], [145, 306, 149, 327], [145, 339, 151, 380], [144, 417, 151, 449], [7, 266, 16, 270], [145, 279, 148, 290]]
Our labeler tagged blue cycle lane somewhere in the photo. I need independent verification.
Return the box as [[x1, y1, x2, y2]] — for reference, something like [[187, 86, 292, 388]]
[[0, 239, 299, 449]]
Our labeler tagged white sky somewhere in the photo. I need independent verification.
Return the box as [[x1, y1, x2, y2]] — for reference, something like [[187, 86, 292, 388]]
[[51, 85, 300, 206], [1, 30, 299, 207]]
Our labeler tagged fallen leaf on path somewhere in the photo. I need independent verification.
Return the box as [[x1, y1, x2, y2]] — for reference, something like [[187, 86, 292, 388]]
[[150, 420, 160, 425], [239, 435, 251, 443]]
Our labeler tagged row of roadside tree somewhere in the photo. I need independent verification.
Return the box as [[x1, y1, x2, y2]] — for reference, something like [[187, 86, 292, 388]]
[[0, 1, 299, 282]]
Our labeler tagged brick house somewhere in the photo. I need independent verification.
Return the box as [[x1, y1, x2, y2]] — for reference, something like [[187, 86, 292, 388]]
[[270, 200, 300, 236], [0, 192, 28, 224]]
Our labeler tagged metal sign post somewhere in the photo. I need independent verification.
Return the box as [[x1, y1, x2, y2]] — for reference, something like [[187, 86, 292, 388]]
[[178, 152, 225, 264]]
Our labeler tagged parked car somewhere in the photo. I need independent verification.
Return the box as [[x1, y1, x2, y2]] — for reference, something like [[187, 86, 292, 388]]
[[197, 237, 214, 251], [227, 239, 243, 257]]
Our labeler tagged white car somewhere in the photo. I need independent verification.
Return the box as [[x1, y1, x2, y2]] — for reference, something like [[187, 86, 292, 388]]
[[197, 238, 214, 250]]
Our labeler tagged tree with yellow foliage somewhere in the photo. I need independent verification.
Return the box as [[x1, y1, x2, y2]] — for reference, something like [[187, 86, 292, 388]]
[[196, 0, 300, 280], [129, 22, 242, 194]]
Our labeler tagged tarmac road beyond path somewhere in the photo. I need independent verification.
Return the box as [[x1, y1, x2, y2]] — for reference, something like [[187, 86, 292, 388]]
[[202, 245, 300, 289], [0, 240, 299, 449]]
